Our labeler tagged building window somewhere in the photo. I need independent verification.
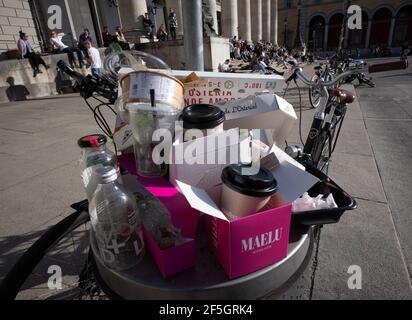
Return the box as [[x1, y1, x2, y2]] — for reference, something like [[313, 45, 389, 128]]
[[285, 0, 292, 9]]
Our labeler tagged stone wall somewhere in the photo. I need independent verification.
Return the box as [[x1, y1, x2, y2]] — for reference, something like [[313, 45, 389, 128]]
[[0, 0, 40, 53], [0, 51, 95, 104]]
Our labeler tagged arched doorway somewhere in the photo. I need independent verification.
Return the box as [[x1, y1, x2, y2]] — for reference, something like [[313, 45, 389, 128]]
[[348, 11, 369, 48], [308, 15, 326, 51], [327, 13, 344, 50], [393, 5, 412, 46], [370, 8, 393, 47]]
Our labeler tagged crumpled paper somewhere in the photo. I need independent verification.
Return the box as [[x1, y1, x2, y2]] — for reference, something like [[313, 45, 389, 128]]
[[292, 193, 338, 213]]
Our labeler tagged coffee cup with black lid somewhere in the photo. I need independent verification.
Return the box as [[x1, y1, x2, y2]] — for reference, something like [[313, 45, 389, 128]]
[[181, 104, 225, 142], [221, 164, 278, 220]]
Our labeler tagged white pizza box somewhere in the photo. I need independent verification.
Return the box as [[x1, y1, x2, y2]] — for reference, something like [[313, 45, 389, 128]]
[[170, 70, 286, 106]]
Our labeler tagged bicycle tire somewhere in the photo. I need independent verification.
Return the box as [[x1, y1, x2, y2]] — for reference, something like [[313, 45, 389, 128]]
[[0, 209, 90, 300], [309, 74, 322, 109]]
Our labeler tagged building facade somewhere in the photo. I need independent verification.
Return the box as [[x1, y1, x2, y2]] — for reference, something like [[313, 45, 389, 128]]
[[0, 0, 40, 53], [2, 0, 411, 55], [278, 0, 412, 51]]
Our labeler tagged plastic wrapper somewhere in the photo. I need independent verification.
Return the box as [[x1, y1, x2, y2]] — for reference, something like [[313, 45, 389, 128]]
[[292, 192, 338, 213], [133, 192, 187, 250]]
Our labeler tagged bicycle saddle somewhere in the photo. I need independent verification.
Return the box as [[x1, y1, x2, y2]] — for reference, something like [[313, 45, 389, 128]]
[[328, 88, 355, 104], [314, 66, 322, 70]]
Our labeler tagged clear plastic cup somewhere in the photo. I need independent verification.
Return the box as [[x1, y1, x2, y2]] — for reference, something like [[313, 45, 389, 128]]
[[128, 103, 180, 178]]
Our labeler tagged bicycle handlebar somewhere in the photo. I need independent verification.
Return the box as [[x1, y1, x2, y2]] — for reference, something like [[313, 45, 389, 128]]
[[289, 66, 365, 88], [57, 60, 118, 103], [288, 60, 407, 88], [57, 60, 86, 82]]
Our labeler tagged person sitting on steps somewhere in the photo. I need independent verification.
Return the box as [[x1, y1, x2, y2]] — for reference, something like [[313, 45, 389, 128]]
[[50, 31, 85, 69], [17, 31, 50, 78]]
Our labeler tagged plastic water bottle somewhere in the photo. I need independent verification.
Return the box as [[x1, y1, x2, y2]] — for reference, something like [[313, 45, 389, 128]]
[[89, 166, 145, 271]]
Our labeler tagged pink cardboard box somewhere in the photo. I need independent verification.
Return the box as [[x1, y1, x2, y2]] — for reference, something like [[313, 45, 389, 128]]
[[205, 201, 292, 279], [176, 149, 319, 279], [177, 181, 292, 279], [119, 155, 200, 278]]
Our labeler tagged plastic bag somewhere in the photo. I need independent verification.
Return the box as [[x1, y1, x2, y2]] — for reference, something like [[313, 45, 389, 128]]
[[292, 193, 338, 213]]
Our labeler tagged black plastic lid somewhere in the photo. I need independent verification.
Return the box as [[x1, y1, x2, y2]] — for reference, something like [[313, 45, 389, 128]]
[[222, 164, 278, 198], [182, 104, 225, 130], [78, 134, 107, 149]]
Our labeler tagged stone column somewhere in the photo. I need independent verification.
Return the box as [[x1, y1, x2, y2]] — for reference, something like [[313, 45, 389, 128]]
[[270, 0, 278, 45], [166, 0, 184, 37], [206, 0, 219, 35], [221, 0, 238, 39], [323, 24, 329, 51], [344, 26, 349, 48], [117, 0, 147, 32], [183, 0, 204, 71], [365, 19, 372, 49], [262, 0, 271, 41], [251, 0, 262, 42], [388, 17, 396, 47], [238, 0, 251, 43]]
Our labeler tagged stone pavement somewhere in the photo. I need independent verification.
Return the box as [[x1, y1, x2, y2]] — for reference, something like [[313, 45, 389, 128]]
[[0, 63, 411, 300], [0, 95, 116, 299], [269, 61, 412, 300]]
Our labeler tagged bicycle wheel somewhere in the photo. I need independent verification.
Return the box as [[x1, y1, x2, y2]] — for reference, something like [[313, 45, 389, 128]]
[[0, 203, 108, 300], [308, 74, 322, 109]]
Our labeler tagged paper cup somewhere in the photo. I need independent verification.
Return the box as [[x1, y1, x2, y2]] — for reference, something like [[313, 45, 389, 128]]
[[221, 165, 278, 220], [120, 71, 185, 111]]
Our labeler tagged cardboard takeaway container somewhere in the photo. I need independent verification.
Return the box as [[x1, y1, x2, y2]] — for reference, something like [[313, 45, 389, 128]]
[[169, 128, 252, 190], [218, 93, 297, 147], [170, 70, 286, 106], [176, 147, 319, 279]]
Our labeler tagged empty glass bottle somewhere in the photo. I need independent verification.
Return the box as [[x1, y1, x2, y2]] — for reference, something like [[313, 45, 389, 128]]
[[89, 166, 145, 271], [78, 134, 121, 201]]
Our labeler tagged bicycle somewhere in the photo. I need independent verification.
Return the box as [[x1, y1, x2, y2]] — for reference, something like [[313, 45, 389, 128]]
[[339, 58, 376, 88], [401, 48, 410, 68], [285, 57, 404, 174], [285, 61, 364, 174]]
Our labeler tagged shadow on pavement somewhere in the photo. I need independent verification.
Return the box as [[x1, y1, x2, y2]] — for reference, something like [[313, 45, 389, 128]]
[[5, 77, 30, 102], [0, 222, 90, 299]]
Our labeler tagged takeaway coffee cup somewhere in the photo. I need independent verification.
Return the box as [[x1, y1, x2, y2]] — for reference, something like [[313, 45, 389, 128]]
[[221, 164, 278, 220], [181, 104, 225, 142]]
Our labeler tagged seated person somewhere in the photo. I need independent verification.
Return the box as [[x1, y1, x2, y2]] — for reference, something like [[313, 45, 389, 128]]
[[17, 31, 49, 77], [218, 59, 232, 73], [143, 13, 154, 39], [157, 24, 168, 41], [250, 55, 266, 73], [78, 29, 92, 58], [259, 57, 285, 76], [102, 26, 114, 48], [115, 27, 130, 50], [50, 31, 85, 68]]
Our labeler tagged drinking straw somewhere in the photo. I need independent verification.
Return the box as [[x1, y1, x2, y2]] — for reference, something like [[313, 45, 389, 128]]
[[150, 89, 156, 108]]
